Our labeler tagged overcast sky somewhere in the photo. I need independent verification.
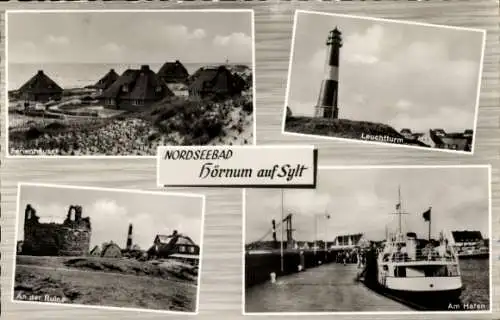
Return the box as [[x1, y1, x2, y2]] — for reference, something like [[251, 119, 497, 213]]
[[246, 167, 489, 244], [287, 12, 484, 132], [8, 11, 253, 64], [17, 185, 204, 251]]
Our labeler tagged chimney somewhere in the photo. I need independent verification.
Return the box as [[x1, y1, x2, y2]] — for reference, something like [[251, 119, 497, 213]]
[[140, 65, 150, 71], [37, 70, 44, 75], [126, 223, 133, 250], [175, 60, 180, 64]]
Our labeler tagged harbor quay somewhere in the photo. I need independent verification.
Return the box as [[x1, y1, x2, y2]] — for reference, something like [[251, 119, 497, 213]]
[[245, 249, 336, 288], [245, 262, 412, 312]]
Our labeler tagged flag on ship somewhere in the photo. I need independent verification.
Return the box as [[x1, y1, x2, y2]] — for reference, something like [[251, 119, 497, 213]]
[[422, 207, 431, 221], [395, 203, 401, 210]]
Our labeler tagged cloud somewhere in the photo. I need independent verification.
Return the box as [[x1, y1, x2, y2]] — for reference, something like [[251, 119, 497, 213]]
[[100, 42, 123, 54], [33, 203, 68, 224], [46, 35, 69, 45], [396, 99, 412, 111], [390, 105, 474, 131], [246, 168, 489, 244], [163, 25, 207, 40], [342, 24, 384, 65], [213, 32, 252, 48], [309, 49, 326, 71], [86, 199, 129, 248]]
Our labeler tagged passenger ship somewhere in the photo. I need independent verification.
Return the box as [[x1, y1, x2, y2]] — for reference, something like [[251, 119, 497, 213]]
[[376, 189, 463, 302]]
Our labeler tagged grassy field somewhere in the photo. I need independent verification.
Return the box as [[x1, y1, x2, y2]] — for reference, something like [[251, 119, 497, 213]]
[[284, 116, 427, 147], [14, 256, 198, 312], [8, 94, 254, 155]]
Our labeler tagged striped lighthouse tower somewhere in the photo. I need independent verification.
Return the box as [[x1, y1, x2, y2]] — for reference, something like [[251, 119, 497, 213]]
[[315, 27, 343, 119], [126, 223, 133, 250]]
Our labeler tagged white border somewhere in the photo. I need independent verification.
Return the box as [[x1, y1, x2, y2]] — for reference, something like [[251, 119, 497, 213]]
[[4, 9, 257, 159], [281, 10, 487, 156], [11, 182, 207, 315], [156, 144, 316, 187], [242, 165, 493, 315]]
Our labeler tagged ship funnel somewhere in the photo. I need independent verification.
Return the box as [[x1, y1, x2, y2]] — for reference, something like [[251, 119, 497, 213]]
[[406, 232, 417, 260]]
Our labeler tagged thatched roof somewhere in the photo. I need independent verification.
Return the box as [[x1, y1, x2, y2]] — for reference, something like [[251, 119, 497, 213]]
[[100, 65, 174, 101], [154, 234, 196, 246], [18, 70, 63, 94], [94, 69, 119, 90], [101, 242, 122, 258], [157, 60, 189, 83], [188, 65, 244, 96]]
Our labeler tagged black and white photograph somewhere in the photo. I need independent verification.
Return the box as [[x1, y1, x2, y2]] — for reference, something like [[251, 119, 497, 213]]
[[12, 184, 205, 314], [244, 166, 491, 314], [283, 11, 485, 154], [6, 10, 255, 157]]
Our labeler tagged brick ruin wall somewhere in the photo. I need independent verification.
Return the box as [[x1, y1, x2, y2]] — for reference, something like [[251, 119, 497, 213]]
[[22, 204, 91, 256]]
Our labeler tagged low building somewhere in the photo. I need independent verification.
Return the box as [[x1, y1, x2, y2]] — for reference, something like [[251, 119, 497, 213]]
[[330, 233, 367, 251], [99, 65, 174, 110], [17, 70, 63, 103], [94, 69, 119, 93], [430, 129, 472, 151], [188, 66, 245, 99], [147, 230, 200, 259], [450, 230, 488, 257], [157, 60, 189, 84], [89, 245, 101, 256], [101, 242, 122, 258], [400, 128, 413, 140]]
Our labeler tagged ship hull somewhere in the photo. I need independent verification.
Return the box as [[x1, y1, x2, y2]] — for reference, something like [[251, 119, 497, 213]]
[[383, 287, 463, 309], [382, 275, 463, 293]]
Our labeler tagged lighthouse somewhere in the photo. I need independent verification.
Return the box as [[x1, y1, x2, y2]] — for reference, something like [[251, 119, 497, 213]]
[[314, 27, 342, 119], [126, 223, 133, 250]]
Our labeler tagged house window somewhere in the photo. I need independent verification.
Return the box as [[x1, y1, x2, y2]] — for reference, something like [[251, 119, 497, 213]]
[[122, 85, 129, 93], [133, 100, 143, 106], [179, 245, 186, 253], [189, 246, 195, 253], [156, 86, 162, 93]]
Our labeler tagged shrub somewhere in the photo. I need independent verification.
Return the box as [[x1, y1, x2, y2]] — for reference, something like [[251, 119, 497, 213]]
[[25, 127, 43, 140]]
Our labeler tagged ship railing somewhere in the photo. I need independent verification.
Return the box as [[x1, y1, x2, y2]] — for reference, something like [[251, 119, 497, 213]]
[[386, 248, 457, 263]]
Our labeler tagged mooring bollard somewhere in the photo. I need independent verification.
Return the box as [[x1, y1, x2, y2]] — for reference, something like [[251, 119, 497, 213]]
[[270, 272, 276, 283], [297, 264, 303, 272]]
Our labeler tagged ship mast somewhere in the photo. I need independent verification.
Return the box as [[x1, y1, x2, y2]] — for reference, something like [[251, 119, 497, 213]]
[[392, 186, 408, 238]]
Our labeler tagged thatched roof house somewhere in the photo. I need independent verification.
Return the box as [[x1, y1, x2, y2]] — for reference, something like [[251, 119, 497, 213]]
[[18, 70, 63, 102], [157, 60, 189, 84], [94, 69, 119, 91], [147, 230, 200, 259], [101, 242, 122, 258], [429, 129, 472, 151], [99, 65, 174, 110], [188, 66, 245, 99], [90, 245, 101, 256]]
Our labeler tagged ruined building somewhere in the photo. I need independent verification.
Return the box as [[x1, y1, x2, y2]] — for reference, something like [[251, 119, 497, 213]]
[[22, 204, 91, 256]]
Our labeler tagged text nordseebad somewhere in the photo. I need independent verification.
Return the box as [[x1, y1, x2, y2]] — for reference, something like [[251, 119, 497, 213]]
[[163, 149, 233, 161]]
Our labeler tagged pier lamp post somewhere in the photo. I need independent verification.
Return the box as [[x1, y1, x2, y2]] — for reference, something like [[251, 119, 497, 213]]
[[314, 212, 331, 261]]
